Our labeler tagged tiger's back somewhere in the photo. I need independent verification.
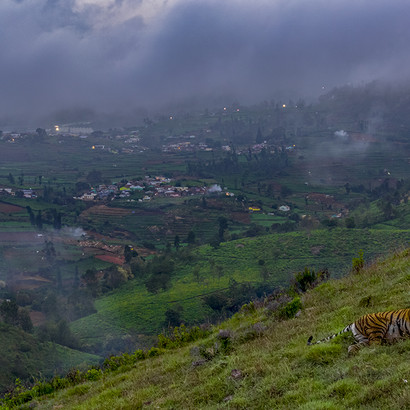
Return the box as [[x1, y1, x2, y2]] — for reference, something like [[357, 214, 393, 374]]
[[308, 308, 410, 354], [354, 309, 410, 343]]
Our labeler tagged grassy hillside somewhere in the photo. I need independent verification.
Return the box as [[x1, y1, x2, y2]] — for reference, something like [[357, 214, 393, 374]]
[[6, 247, 409, 409], [0, 324, 101, 394], [71, 228, 409, 348]]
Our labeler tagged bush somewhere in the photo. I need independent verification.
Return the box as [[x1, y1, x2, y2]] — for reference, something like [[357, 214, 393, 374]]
[[292, 267, 330, 293], [217, 329, 233, 354], [85, 368, 102, 381], [278, 297, 302, 319], [147, 347, 160, 357], [158, 324, 211, 349], [293, 267, 317, 292], [352, 250, 364, 274]]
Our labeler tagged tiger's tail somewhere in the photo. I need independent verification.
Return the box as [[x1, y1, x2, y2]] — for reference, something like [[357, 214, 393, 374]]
[[307, 324, 352, 346]]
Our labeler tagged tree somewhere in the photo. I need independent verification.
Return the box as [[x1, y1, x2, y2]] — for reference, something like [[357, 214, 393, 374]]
[[0, 299, 19, 325], [53, 212, 62, 230], [7, 173, 15, 184], [186, 230, 196, 245], [145, 273, 171, 293], [36, 128, 47, 139], [35, 210, 43, 229], [75, 181, 91, 195], [218, 217, 228, 242], [26, 206, 35, 225], [210, 238, 220, 249], [203, 292, 229, 312], [82, 268, 100, 296], [345, 217, 356, 229], [174, 235, 180, 250], [86, 170, 102, 185], [103, 266, 129, 290], [18, 308, 33, 332], [164, 305, 184, 327], [124, 245, 133, 263], [381, 200, 394, 219]]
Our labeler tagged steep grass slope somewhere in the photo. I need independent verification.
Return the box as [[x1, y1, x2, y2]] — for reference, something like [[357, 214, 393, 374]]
[[5, 247, 410, 409]]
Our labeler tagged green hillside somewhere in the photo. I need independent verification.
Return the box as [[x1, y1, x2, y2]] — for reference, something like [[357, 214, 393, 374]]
[[0, 324, 101, 395], [71, 228, 409, 349], [4, 247, 409, 409]]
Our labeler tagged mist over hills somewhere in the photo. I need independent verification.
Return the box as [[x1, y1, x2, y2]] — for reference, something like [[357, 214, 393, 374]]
[[2, 0, 410, 125]]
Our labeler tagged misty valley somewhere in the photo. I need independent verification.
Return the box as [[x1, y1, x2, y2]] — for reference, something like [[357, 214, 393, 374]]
[[0, 82, 409, 397]]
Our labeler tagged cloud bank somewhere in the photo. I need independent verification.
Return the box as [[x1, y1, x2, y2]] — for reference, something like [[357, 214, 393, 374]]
[[1, 0, 410, 123]]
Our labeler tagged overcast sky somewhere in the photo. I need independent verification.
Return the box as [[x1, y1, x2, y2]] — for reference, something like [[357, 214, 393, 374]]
[[1, 0, 410, 123]]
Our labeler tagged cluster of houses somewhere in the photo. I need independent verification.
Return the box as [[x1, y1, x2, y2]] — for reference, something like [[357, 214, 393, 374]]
[[1, 132, 25, 143], [162, 140, 212, 153], [0, 187, 37, 198], [74, 176, 210, 202]]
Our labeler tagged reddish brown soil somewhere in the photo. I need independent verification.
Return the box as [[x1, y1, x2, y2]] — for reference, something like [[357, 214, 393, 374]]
[[81, 205, 132, 217], [230, 211, 251, 224], [29, 311, 47, 326], [95, 253, 125, 265], [0, 202, 24, 213]]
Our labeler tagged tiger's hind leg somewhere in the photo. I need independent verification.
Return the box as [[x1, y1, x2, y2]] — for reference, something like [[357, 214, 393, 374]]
[[348, 322, 370, 355], [347, 341, 368, 355]]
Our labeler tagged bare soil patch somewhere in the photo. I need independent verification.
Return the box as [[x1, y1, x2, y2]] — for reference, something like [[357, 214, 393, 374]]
[[95, 254, 125, 265], [8, 274, 52, 291], [0, 202, 24, 213], [29, 311, 47, 326]]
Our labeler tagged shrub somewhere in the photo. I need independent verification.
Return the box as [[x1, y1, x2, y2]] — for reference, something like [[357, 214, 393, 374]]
[[158, 324, 211, 349], [241, 301, 257, 314], [292, 267, 330, 293], [65, 368, 84, 384], [147, 347, 161, 357], [85, 368, 102, 381], [352, 250, 365, 274], [134, 349, 146, 360], [293, 267, 317, 293], [217, 329, 233, 354], [278, 297, 302, 319]]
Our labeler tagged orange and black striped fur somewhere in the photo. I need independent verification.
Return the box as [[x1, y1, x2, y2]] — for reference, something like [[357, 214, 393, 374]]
[[307, 309, 410, 354]]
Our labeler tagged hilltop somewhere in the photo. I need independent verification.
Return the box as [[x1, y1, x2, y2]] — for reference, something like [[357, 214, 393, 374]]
[[3, 247, 409, 409]]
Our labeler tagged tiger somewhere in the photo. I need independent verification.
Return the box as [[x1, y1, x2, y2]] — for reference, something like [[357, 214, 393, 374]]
[[307, 309, 410, 354]]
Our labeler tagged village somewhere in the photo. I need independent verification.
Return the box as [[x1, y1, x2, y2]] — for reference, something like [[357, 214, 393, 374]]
[[73, 175, 211, 202]]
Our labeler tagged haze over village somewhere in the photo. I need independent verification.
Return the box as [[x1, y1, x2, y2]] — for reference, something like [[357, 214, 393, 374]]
[[0, 1, 410, 408]]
